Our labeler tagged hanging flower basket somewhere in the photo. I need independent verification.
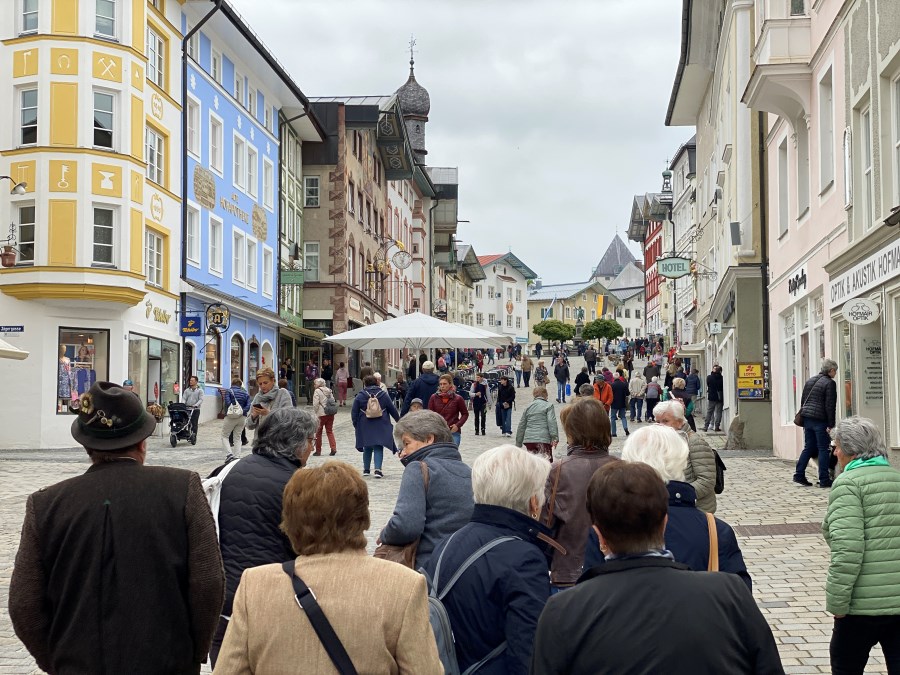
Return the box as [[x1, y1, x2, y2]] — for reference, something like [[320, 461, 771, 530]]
[[1, 246, 16, 267]]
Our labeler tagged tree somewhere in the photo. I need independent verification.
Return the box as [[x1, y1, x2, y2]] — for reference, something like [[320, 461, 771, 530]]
[[582, 318, 624, 343], [532, 320, 575, 348]]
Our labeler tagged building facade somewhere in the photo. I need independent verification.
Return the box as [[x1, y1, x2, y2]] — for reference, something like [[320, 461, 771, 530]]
[[527, 280, 616, 346], [0, 0, 184, 448], [608, 261, 646, 339], [473, 253, 537, 346], [446, 243, 486, 327]]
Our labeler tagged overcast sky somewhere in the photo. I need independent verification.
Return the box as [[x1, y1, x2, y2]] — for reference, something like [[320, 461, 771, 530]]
[[229, 0, 690, 284]]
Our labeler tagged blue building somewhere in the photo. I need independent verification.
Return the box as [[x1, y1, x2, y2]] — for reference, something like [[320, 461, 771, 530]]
[[180, 2, 322, 418]]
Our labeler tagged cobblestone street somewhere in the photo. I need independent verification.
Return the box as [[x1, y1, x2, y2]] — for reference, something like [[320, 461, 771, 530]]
[[0, 357, 887, 673]]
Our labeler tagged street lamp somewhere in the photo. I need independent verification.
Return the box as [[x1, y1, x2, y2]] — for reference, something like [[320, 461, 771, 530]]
[[0, 176, 27, 267], [0, 176, 27, 195]]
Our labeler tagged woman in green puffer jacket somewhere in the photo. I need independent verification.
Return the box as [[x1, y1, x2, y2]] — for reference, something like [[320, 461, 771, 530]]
[[514, 386, 558, 462], [823, 415, 900, 673]]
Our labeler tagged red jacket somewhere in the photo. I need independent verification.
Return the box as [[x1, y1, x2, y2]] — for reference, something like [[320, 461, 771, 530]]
[[428, 391, 469, 429]]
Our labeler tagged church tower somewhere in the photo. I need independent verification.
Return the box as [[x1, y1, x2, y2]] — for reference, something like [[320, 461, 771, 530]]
[[395, 37, 430, 160]]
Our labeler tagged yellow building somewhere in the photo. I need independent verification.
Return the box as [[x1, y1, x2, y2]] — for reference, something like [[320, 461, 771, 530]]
[[0, 0, 185, 448], [526, 280, 618, 346]]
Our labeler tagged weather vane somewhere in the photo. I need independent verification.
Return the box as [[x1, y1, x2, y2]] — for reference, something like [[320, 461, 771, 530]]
[[409, 35, 417, 66]]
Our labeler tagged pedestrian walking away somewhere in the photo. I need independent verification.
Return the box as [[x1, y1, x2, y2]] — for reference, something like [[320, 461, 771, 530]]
[[335, 361, 351, 406], [794, 358, 838, 488], [220, 378, 251, 459], [628, 371, 647, 422], [610, 372, 630, 437], [704, 365, 724, 432], [401, 361, 440, 415], [516, 386, 559, 461], [644, 376, 662, 421], [351, 375, 400, 478]]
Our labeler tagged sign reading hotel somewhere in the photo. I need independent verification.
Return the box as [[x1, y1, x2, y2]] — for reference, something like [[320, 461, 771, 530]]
[[656, 256, 692, 279], [828, 238, 900, 308]]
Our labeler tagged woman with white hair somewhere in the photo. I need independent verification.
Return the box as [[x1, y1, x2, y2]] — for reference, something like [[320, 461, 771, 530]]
[[582, 425, 750, 590], [421, 445, 557, 673], [653, 399, 718, 513]]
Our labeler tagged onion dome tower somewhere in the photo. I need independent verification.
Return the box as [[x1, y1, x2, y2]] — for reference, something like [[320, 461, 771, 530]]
[[395, 37, 430, 160]]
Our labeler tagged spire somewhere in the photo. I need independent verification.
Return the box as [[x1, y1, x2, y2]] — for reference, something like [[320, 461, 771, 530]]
[[408, 35, 417, 77]]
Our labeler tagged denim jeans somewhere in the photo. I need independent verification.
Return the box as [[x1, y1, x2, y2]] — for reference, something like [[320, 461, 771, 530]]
[[831, 614, 900, 674], [557, 380, 567, 401], [610, 407, 628, 435], [363, 445, 383, 472], [629, 398, 643, 420], [515, 370, 522, 387], [499, 407, 512, 435], [796, 418, 832, 484], [451, 431, 461, 446]]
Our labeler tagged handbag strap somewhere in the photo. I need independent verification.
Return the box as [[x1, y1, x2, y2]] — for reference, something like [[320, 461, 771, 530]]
[[281, 561, 358, 675], [705, 513, 719, 572], [544, 463, 563, 528]]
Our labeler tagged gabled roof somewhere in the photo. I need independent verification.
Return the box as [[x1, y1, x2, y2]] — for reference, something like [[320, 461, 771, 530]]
[[476, 252, 538, 280], [528, 280, 611, 303], [456, 244, 487, 282], [609, 262, 645, 303], [592, 235, 637, 278]]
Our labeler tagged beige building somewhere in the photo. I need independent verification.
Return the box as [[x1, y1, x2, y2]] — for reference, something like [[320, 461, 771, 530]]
[[527, 280, 617, 347]]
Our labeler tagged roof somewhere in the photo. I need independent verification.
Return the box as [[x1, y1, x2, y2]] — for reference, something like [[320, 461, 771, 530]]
[[592, 235, 637, 278], [476, 252, 539, 280], [611, 286, 644, 303], [456, 244, 487, 282], [528, 280, 611, 302], [608, 261, 646, 292], [307, 96, 393, 106], [670, 135, 697, 175], [395, 60, 430, 117]]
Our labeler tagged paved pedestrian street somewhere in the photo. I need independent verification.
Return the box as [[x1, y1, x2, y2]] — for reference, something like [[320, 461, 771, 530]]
[[0, 357, 887, 673]]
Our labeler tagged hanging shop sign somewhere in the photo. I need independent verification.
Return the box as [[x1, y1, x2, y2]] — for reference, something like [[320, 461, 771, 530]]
[[841, 297, 880, 325], [656, 257, 692, 279], [281, 269, 305, 285], [736, 362, 765, 400], [180, 314, 202, 337], [828, 238, 900, 307], [206, 303, 231, 332]]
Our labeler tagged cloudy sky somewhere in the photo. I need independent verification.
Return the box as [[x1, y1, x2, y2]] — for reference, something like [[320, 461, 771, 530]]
[[229, 0, 691, 284]]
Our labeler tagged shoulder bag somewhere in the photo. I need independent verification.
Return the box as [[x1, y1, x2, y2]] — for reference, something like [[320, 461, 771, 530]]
[[705, 512, 719, 572], [374, 461, 430, 568], [793, 375, 819, 427], [542, 463, 564, 535], [282, 561, 358, 675], [226, 389, 243, 418]]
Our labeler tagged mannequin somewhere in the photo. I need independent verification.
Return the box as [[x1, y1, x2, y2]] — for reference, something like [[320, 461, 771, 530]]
[[58, 345, 72, 412]]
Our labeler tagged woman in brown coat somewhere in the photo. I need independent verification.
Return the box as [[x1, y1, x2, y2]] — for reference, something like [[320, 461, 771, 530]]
[[216, 462, 442, 674]]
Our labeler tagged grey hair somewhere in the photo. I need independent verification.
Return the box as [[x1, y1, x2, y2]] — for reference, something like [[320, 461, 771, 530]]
[[832, 416, 887, 461], [579, 383, 595, 397], [254, 407, 317, 460], [374, 372, 382, 381], [314, 378, 326, 388], [672, 377, 686, 390], [653, 400, 686, 423], [621, 425, 689, 483], [472, 445, 551, 515], [393, 409, 453, 446], [821, 358, 838, 375]]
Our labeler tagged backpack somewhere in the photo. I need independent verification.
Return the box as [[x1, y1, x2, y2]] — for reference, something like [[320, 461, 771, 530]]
[[421, 532, 520, 675], [645, 382, 661, 399], [323, 391, 338, 416], [365, 391, 384, 418], [202, 457, 240, 538]]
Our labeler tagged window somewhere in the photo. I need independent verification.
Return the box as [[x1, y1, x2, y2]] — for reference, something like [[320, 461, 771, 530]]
[[894, 77, 900, 203], [16, 204, 35, 265], [91, 90, 114, 149], [566, 307, 571, 319], [304, 176, 320, 207], [488, 286, 495, 298], [861, 107, 874, 230], [347, 246, 354, 286], [624, 309, 631, 319], [95, 0, 115, 38], [186, 27, 198, 60], [488, 313, 496, 326], [146, 26, 164, 87], [359, 252, 364, 289], [92, 207, 115, 266], [635, 309, 641, 319], [145, 127, 164, 185], [233, 135, 246, 189], [819, 69, 834, 189], [506, 315, 513, 327], [186, 98, 199, 157], [516, 289, 522, 302], [21, 88, 37, 145], [790, 0, 805, 14], [778, 138, 789, 236], [516, 317, 522, 329], [246, 238, 257, 290], [232, 230, 245, 284], [263, 160, 274, 209], [347, 181, 355, 213], [475, 285, 482, 298], [263, 247, 273, 297], [209, 115, 223, 173], [248, 87, 257, 117], [21, 0, 38, 33], [144, 229, 163, 287], [209, 215, 223, 274], [205, 331, 221, 386], [186, 206, 200, 265], [476, 312, 483, 326], [357, 191, 363, 222], [304, 242, 319, 282], [285, 209, 294, 245], [264, 106, 271, 131], [58, 328, 110, 413], [234, 71, 244, 106], [247, 145, 257, 198], [506, 287, 512, 299], [211, 50, 222, 84]]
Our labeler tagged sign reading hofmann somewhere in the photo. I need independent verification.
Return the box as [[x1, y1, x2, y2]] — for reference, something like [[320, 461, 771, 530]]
[[828, 239, 900, 308]]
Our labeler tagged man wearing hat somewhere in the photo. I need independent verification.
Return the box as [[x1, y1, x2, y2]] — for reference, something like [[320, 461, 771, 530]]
[[400, 360, 440, 415], [9, 381, 225, 674]]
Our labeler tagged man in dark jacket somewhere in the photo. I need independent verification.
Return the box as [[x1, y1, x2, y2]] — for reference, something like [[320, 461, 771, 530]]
[[401, 360, 440, 415], [532, 462, 782, 674], [553, 357, 570, 403], [704, 365, 724, 432], [9, 382, 224, 675], [495, 375, 516, 437], [685, 368, 702, 397], [584, 346, 598, 374], [610, 374, 630, 437], [643, 360, 660, 381], [573, 366, 591, 395], [794, 358, 839, 487]]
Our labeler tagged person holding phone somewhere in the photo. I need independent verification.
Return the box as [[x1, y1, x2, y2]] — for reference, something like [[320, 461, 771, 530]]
[[245, 368, 293, 433]]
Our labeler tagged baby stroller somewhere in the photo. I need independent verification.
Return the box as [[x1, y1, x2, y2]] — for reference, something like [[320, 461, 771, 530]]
[[167, 402, 197, 447]]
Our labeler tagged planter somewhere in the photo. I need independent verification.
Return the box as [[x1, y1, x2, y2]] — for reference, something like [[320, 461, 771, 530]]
[[0, 246, 16, 267]]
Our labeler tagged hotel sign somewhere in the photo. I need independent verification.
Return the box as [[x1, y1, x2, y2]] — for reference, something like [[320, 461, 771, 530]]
[[657, 257, 692, 279]]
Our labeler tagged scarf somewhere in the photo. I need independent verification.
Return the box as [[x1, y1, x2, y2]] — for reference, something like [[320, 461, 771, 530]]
[[252, 386, 280, 408], [844, 455, 890, 472]]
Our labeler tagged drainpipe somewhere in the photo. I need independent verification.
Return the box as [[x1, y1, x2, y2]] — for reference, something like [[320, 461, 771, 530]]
[[758, 111, 772, 401], [180, 0, 223, 383], [427, 196, 440, 365]]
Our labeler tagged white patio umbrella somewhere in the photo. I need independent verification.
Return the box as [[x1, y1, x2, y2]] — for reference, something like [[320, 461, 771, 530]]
[[0, 337, 29, 360], [324, 312, 509, 351], [450, 323, 511, 346]]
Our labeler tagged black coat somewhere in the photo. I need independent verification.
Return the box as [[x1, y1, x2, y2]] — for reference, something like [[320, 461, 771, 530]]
[[421, 505, 553, 675], [401, 372, 440, 415], [799, 373, 837, 428], [553, 363, 570, 382], [532, 557, 782, 674], [706, 371, 724, 401], [573, 371, 590, 392], [610, 378, 629, 408], [583, 481, 751, 591], [496, 382, 516, 408], [218, 452, 300, 615]]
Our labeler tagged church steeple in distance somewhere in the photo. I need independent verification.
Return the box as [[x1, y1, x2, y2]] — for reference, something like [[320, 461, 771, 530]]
[[395, 34, 430, 159]]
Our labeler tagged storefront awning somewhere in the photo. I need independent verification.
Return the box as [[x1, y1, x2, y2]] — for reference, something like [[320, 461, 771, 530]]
[[0, 337, 29, 360], [281, 324, 326, 340], [676, 342, 706, 357]]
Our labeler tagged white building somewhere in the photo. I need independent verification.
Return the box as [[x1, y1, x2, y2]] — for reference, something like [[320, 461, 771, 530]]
[[472, 252, 538, 346], [609, 262, 646, 339]]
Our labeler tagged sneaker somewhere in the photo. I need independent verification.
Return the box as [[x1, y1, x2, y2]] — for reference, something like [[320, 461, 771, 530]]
[[363, 470, 371, 476], [817, 480, 832, 488], [793, 475, 812, 487], [225, 453, 235, 461], [374, 470, 383, 479], [625, 429, 630, 436]]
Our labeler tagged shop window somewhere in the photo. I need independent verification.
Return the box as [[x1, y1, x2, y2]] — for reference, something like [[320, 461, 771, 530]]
[[127, 333, 179, 407], [92, 206, 115, 267], [840, 322, 852, 418], [16, 204, 35, 265], [205, 331, 221, 385], [58, 328, 109, 413], [95, 0, 115, 39], [231, 334, 244, 381], [93, 90, 114, 149]]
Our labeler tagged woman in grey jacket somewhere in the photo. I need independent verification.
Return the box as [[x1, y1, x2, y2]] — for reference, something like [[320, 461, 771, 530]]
[[378, 410, 474, 569], [515, 386, 559, 461], [654, 400, 718, 513]]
